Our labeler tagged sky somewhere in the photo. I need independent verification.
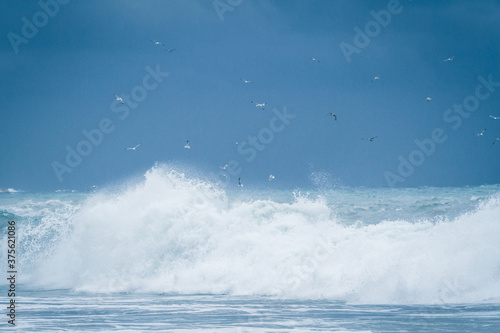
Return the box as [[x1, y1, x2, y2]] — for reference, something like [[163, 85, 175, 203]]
[[1, 0, 500, 192]]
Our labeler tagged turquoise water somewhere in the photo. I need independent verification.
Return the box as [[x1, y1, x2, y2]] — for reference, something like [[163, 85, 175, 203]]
[[1, 166, 500, 331]]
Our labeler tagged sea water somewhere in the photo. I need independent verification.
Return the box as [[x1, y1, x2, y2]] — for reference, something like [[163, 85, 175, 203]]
[[1, 165, 500, 332]]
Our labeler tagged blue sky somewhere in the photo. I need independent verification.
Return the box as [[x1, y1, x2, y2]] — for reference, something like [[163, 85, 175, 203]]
[[1, 0, 500, 191]]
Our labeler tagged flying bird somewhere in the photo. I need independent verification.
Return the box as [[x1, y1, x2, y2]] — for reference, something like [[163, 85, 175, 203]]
[[126, 144, 141, 151], [363, 136, 377, 142], [114, 94, 124, 104], [493, 137, 500, 145], [442, 56, 455, 62], [476, 129, 486, 136], [426, 97, 432, 102], [311, 58, 320, 63], [220, 164, 228, 170], [238, 178, 243, 187], [372, 75, 380, 82], [184, 140, 190, 149], [268, 174, 275, 181], [150, 40, 165, 47], [489, 115, 500, 120], [251, 101, 265, 110], [241, 78, 251, 83], [166, 49, 175, 53], [327, 113, 337, 120]]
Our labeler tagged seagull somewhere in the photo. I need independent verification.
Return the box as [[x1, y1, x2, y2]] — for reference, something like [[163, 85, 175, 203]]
[[442, 56, 455, 62], [268, 174, 275, 181], [114, 94, 124, 104], [126, 144, 141, 151], [311, 57, 320, 63], [184, 140, 190, 149], [220, 164, 228, 170], [426, 97, 432, 102], [476, 128, 486, 136], [489, 115, 500, 120], [251, 101, 265, 110], [166, 48, 175, 53], [241, 78, 251, 83], [238, 178, 243, 187], [150, 39, 165, 47], [327, 112, 337, 120], [363, 136, 377, 142], [492, 137, 500, 145], [372, 75, 380, 82]]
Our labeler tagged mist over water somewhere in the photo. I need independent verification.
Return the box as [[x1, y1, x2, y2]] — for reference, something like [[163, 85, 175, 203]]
[[2, 164, 500, 304]]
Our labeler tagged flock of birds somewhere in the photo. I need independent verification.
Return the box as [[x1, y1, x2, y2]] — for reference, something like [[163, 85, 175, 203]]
[[337, 55, 499, 145], [113, 39, 276, 187], [441, 56, 500, 144], [113, 42, 500, 187], [438, 58, 500, 144], [442, 57, 500, 144]]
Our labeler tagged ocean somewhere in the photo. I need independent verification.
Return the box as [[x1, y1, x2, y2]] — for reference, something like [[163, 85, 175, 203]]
[[1, 166, 500, 332]]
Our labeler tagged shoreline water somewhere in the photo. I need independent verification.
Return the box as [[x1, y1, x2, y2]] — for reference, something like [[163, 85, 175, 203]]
[[3, 290, 500, 332]]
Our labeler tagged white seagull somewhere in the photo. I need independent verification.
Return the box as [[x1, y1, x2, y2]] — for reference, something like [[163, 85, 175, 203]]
[[220, 164, 228, 170], [114, 94, 124, 104], [251, 101, 265, 110], [476, 128, 486, 136], [372, 74, 380, 82], [167, 48, 175, 53], [184, 140, 190, 149], [126, 144, 141, 151], [363, 136, 377, 142], [150, 39, 165, 47], [426, 97, 432, 102], [238, 178, 243, 187], [268, 174, 275, 181], [492, 137, 500, 145], [489, 115, 500, 120], [311, 57, 320, 63], [442, 56, 455, 62], [241, 78, 251, 83]]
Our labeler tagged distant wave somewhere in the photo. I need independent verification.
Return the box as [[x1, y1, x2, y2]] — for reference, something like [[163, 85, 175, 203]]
[[1, 164, 500, 304], [0, 187, 18, 193]]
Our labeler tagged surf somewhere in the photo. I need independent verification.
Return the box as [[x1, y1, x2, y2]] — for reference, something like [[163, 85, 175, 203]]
[[2, 164, 500, 304]]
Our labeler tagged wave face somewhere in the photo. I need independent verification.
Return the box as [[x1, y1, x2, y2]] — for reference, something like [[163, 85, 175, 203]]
[[2, 165, 500, 304]]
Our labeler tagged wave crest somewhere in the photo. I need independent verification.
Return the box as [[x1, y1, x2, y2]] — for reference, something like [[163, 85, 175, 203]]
[[7, 165, 500, 304]]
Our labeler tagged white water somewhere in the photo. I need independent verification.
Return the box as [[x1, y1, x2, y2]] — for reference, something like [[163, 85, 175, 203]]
[[3, 165, 500, 304]]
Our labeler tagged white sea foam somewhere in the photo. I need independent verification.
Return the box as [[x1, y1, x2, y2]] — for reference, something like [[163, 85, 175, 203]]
[[0, 187, 18, 193], [5, 165, 500, 304]]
